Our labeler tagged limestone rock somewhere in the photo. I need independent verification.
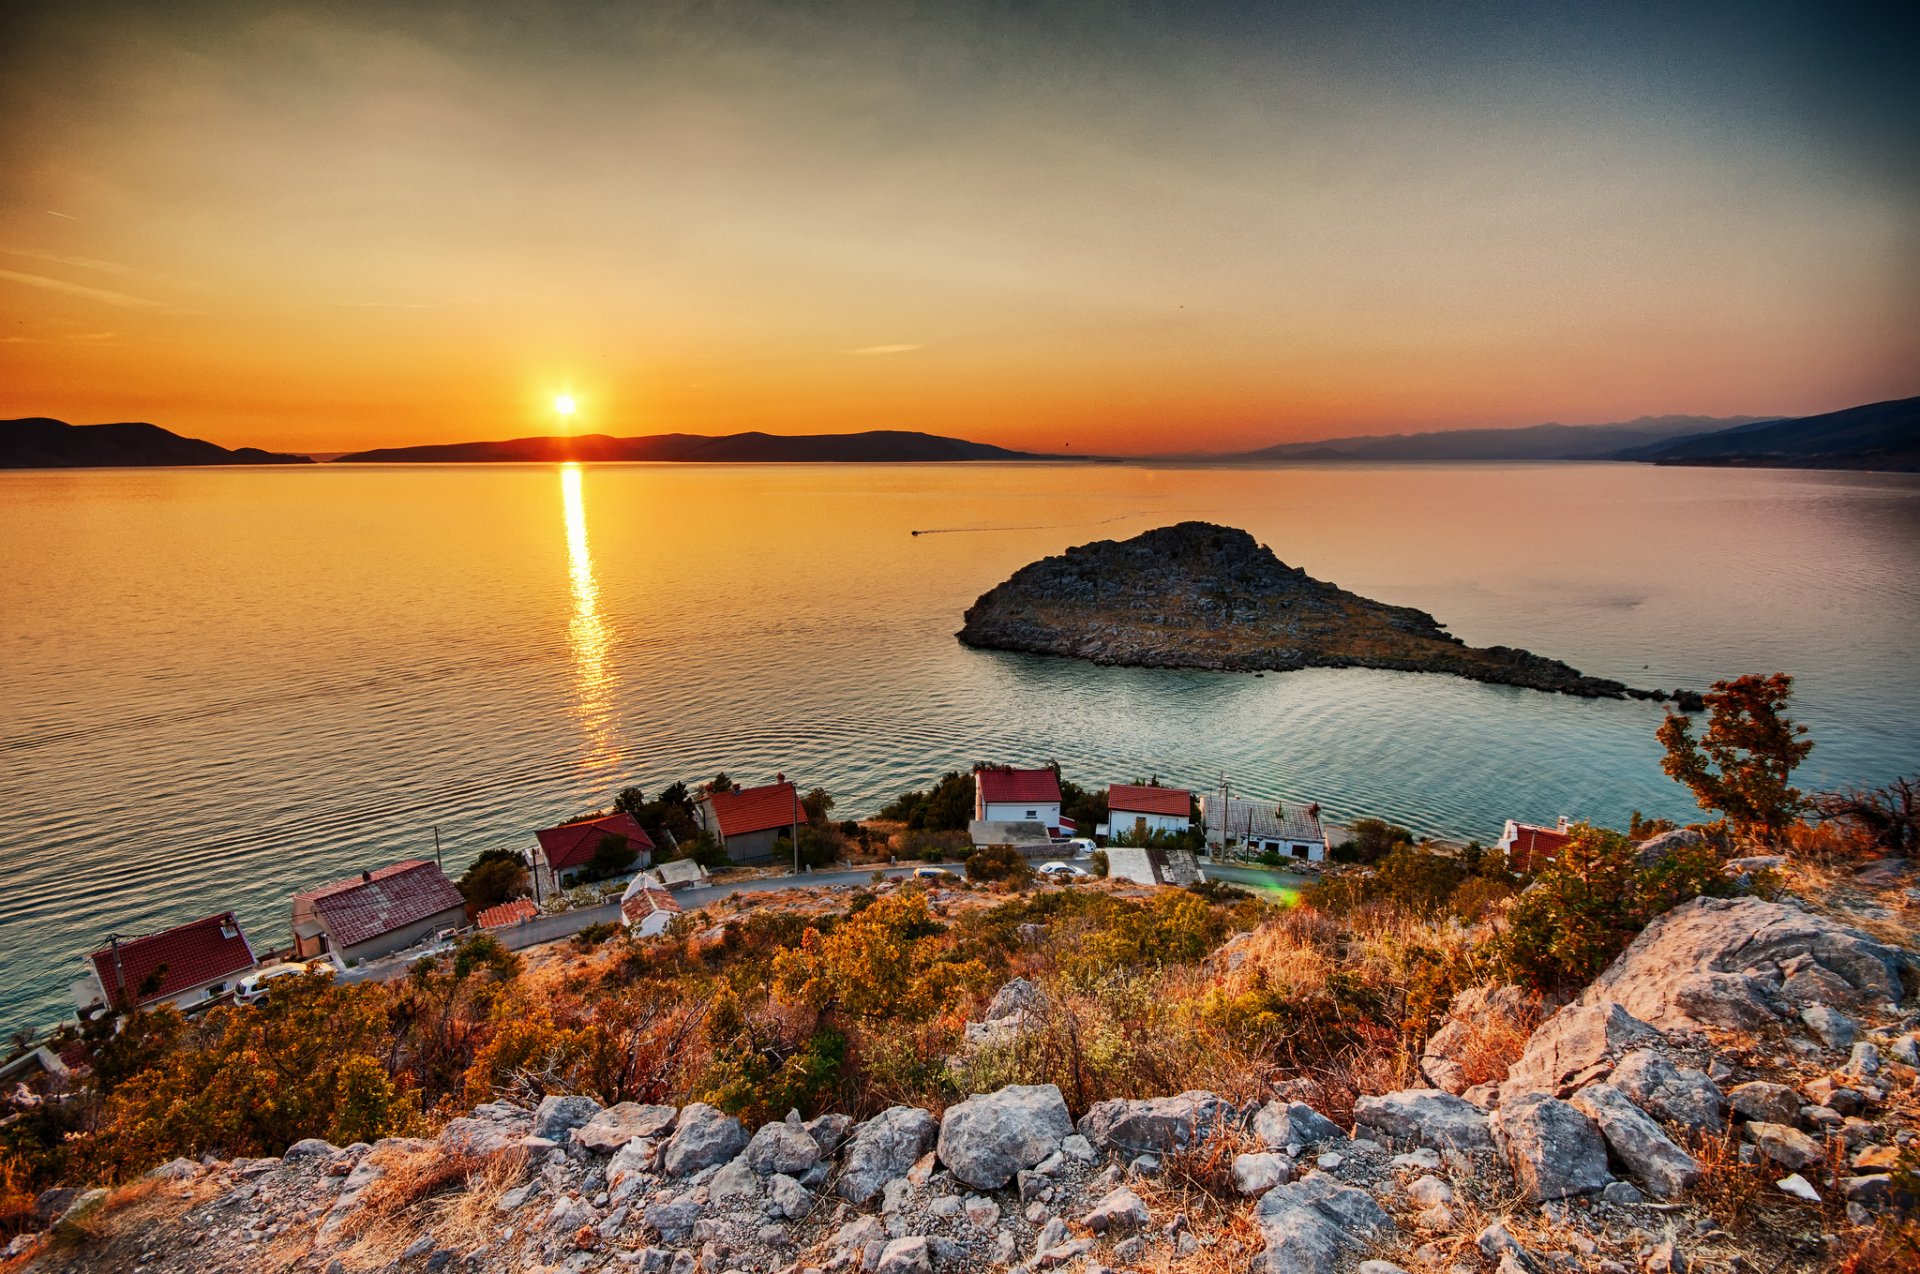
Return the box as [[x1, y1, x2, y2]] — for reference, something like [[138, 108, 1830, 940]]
[[1568, 1084, 1700, 1198], [1502, 1001, 1663, 1099], [1635, 828, 1706, 867], [574, 1103, 677, 1153], [1744, 1122, 1822, 1171], [1352, 1089, 1493, 1151], [1608, 1050, 1724, 1131], [1251, 1171, 1397, 1274], [1727, 1082, 1803, 1126], [1083, 1186, 1150, 1234], [874, 1235, 931, 1274], [744, 1118, 821, 1176], [661, 1103, 748, 1176], [533, 1094, 604, 1143], [1421, 985, 1535, 1093], [1491, 1092, 1611, 1201], [1078, 1089, 1231, 1155], [439, 1101, 535, 1154], [1253, 1100, 1343, 1149], [838, 1106, 939, 1204], [1579, 897, 1906, 1032], [766, 1172, 812, 1221], [939, 1084, 1072, 1189], [1233, 1152, 1293, 1196], [1801, 1004, 1858, 1051]]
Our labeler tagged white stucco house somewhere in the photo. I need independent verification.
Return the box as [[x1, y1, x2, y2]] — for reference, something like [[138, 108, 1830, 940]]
[[1202, 796, 1329, 862], [1106, 784, 1192, 842], [973, 765, 1069, 836]]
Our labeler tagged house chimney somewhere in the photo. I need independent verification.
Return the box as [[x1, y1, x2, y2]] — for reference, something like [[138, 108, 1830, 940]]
[[361, 870, 372, 883], [776, 772, 785, 784], [1557, 815, 1570, 832]]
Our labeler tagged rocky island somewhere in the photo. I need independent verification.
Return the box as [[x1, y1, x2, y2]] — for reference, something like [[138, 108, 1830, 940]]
[[959, 521, 1694, 703]]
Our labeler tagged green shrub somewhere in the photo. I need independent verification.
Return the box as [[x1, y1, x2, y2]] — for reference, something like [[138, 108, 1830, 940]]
[[571, 922, 621, 952], [965, 844, 1033, 883]]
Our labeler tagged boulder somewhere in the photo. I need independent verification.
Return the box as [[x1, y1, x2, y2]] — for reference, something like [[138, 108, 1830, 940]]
[[1744, 1122, 1823, 1172], [1078, 1089, 1231, 1155], [283, 1138, 337, 1161], [1568, 1084, 1701, 1198], [708, 1157, 759, 1203], [1420, 985, 1535, 1094], [1233, 1152, 1293, 1195], [1083, 1186, 1151, 1234], [744, 1117, 821, 1176], [1253, 1100, 1344, 1149], [1351, 1090, 1493, 1151], [1801, 1004, 1858, 1051], [1251, 1171, 1397, 1274], [644, 1197, 701, 1244], [939, 1084, 1073, 1189], [533, 1094, 604, 1143], [766, 1172, 812, 1220], [1501, 1002, 1663, 1099], [439, 1101, 535, 1154], [838, 1106, 939, 1203], [574, 1103, 677, 1153], [1579, 897, 1906, 1032], [806, 1112, 854, 1156], [661, 1103, 748, 1176], [874, 1237, 932, 1274], [1491, 1092, 1611, 1201], [1727, 1081, 1803, 1126], [1608, 1050, 1724, 1131], [1635, 828, 1706, 867]]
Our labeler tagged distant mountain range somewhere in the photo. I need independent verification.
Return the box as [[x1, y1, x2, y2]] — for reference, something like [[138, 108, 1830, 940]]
[[1231, 415, 1771, 462], [1612, 395, 1920, 471], [0, 418, 313, 468], [332, 430, 1054, 464]]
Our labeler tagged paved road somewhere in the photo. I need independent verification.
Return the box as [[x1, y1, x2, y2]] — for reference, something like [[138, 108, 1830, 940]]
[[674, 861, 972, 904]]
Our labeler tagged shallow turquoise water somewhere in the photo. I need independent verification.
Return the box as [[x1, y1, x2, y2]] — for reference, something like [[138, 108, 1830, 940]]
[[2, 460, 1916, 1029]]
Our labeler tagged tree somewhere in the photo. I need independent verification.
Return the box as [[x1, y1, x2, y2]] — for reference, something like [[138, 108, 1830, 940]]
[[587, 833, 638, 879], [613, 786, 647, 819], [705, 773, 735, 796], [1658, 673, 1813, 844], [879, 772, 974, 831], [802, 788, 834, 826], [1333, 818, 1414, 864], [1086, 850, 1109, 878], [1814, 775, 1919, 856], [965, 844, 1033, 883], [457, 849, 529, 911]]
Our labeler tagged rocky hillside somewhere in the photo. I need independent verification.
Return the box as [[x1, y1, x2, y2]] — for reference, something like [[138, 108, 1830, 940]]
[[14, 881, 1915, 1274], [958, 523, 1691, 703]]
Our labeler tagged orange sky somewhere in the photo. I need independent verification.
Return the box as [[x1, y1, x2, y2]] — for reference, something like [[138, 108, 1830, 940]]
[[2, 2, 1915, 456]]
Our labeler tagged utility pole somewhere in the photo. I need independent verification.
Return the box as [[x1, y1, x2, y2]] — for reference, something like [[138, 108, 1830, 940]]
[[432, 824, 443, 869], [791, 779, 801, 876], [107, 932, 127, 1014]]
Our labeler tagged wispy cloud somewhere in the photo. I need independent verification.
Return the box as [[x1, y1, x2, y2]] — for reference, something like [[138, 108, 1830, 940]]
[[328, 300, 440, 309], [6, 247, 134, 275], [0, 330, 120, 344], [45, 211, 76, 220], [841, 343, 923, 356], [0, 268, 168, 309]]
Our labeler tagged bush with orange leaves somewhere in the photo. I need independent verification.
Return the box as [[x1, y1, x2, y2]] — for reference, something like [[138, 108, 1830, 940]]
[[771, 890, 990, 1022]]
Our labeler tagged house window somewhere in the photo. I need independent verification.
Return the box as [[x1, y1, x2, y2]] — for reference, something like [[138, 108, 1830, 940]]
[[1025, 810, 1037, 819]]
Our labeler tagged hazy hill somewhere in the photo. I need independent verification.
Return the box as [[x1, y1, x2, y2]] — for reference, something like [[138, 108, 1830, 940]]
[[0, 418, 314, 468], [334, 430, 1055, 464], [1617, 395, 1920, 472], [1232, 415, 1767, 462]]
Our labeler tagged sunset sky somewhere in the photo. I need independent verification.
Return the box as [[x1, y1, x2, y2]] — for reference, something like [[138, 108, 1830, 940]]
[[2, 1, 1914, 456]]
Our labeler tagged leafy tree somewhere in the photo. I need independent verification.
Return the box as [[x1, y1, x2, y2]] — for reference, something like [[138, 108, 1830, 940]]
[[688, 831, 731, 870], [965, 844, 1033, 883], [587, 833, 638, 878], [458, 849, 529, 911], [1087, 850, 1109, 878], [802, 788, 834, 825], [1333, 818, 1415, 864], [879, 771, 974, 831], [705, 773, 735, 796], [1057, 778, 1107, 839], [1658, 673, 1813, 844], [613, 786, 647, 819]]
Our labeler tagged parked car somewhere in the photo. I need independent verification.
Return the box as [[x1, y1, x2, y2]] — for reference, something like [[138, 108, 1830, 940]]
[[912, 866, 953, 879], [1039, 861, 1090, 877], [234, 960, 334, 1005], [1060, 838, 1098, 858]]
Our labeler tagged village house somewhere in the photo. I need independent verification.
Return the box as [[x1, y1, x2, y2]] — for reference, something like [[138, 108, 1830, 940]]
[[1103, 846, 1204, 888], [474, 898, 539, 930], [1105, 783, 1193, 842], [74, 911, 258, 1019], [530, 811, 655, 896], [290, 859, 466, 966], [1202, 795, 1329, 861], [695, 776, 801, 864], [1496, 816, 1574, 872], [973, 765, 1072, 837], [620, 884, 684, 938]]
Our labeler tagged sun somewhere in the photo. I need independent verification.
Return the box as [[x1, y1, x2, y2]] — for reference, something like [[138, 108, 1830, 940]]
[[554, 394, 577, 417]]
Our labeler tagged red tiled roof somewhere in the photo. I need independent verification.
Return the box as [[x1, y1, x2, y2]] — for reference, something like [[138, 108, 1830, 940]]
[[1107, 784, 1192, 818], [621, 888, 683, 925], [535, 812, 656, 872], [705, 781, 800, 838], [475, 898, 539, 928], [295, 859, 465, 949], [975, 767, 1061, 805], [88, 912, 256, 1008], [1506, 825, 1575, 872]]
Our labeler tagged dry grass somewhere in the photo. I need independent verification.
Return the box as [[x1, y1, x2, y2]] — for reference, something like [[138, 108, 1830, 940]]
[[327, 1141, 525, 1269], [427, 1145, 530, 1252]]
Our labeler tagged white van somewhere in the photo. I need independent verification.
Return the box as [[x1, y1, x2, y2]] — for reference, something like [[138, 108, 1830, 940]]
[[235, 960, 334, 1006]]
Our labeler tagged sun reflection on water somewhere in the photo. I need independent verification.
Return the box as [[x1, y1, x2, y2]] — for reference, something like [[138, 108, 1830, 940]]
[[560, 464, 620, 778]]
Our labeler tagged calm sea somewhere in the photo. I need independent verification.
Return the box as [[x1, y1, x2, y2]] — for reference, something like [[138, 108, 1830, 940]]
[[3, 461, 1917, 1029]]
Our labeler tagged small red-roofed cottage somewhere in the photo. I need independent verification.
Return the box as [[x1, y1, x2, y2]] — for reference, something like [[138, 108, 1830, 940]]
[[695, 777, 801, 864], [291, 859, 467, 966], [974, 765, 1065, 835], [75, 911, 257, 1018], [1107, 783, 1193, 842], [620, 886, 683, 938], [1497, 817, 1575, 873], [475, 898, 539, 930], [531, 811, 655, 895]]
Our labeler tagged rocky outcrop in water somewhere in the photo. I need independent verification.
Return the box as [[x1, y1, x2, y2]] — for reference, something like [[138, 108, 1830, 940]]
[[958, 522, 1695, 702]]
